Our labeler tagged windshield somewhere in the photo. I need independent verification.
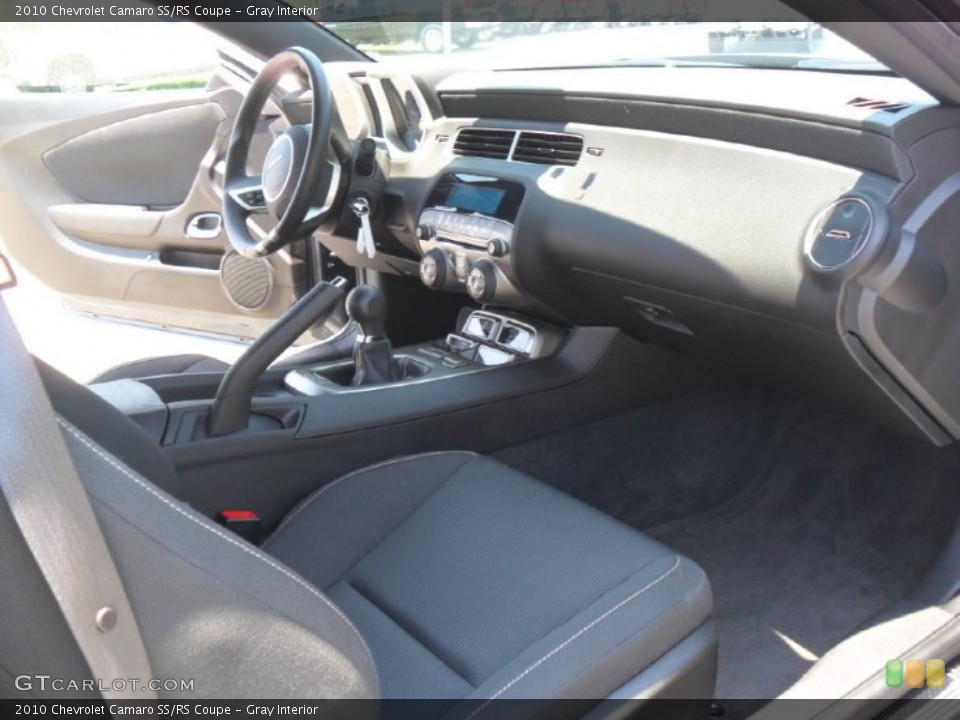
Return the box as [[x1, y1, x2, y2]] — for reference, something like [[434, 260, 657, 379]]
[[317, 15, 886, 74]]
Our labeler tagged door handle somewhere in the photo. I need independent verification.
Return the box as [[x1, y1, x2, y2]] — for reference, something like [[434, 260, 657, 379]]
[[185, 212, 223, 240]]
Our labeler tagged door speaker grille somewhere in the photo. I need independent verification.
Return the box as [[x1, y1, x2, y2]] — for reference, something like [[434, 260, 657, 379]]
[[220, 251, 272, 311]]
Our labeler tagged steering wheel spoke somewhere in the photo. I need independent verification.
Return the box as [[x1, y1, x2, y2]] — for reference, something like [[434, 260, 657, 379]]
[[227, 175, 268, 214], [305, 160, 343, 223]]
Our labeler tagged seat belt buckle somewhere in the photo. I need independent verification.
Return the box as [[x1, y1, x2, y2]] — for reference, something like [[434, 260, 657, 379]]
[[216, 510, 262, 544]]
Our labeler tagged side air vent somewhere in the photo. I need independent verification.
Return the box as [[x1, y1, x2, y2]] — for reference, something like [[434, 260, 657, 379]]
[[512, 131, 584, 166], [805, 197, 875, 273], [453, 128, 515, 160], [847, 97, 911, 113]]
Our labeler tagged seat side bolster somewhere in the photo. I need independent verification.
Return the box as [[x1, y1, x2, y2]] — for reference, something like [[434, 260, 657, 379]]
[[57, 417, 379, 701]]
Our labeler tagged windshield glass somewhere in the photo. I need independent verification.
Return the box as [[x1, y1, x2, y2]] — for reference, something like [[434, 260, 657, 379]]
[[313, 9, 885, 74]]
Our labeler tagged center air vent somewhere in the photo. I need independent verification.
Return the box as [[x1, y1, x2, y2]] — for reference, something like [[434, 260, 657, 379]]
[[513, 131, 583, 166], [453, 128, 514, 160], [452, 128, 584, 166]]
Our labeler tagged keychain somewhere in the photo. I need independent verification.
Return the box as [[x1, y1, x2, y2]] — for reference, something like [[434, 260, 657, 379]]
[[350, 197, 376, 259]]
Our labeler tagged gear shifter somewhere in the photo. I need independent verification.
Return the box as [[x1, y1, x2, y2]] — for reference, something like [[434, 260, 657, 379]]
[[347, 285, 393, 386]]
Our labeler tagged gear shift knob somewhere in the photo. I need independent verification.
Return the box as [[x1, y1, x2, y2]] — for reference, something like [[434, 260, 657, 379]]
[[346, 285, 387, 340], [346, 285, 393, 386]]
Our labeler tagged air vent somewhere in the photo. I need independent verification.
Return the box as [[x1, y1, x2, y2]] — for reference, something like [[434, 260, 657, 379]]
[[847, 97, 911, 113], [513, 131, 584, 166], [452, 128, 586, 166], [805, 197, 874, 272], [453, 128, 515, 160]]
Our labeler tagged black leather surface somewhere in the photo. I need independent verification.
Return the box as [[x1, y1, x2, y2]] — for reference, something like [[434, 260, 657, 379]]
[[91, 354, 230, 384], [89, 328, 357, 384]]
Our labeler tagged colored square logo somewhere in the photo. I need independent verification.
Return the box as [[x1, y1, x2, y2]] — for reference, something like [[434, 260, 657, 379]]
[[927, 660, 946, 688], [906, 659, 925, 689], [886, 659, 904, 687]]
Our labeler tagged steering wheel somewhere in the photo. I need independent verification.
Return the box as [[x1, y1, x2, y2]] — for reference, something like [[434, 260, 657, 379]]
[[223, 47, 342, 258]]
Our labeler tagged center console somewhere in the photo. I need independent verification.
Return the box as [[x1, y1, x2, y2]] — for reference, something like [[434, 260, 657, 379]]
[[285, 309, 565, 397], [416, 173, 526, 305]]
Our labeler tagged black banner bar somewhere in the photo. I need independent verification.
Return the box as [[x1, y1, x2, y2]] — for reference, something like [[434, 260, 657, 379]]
[[0, 0, 956, 23], [0, 698, 958, 718]]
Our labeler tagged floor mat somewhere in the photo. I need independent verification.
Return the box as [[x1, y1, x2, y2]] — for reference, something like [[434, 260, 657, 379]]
[[494, 377, 960, 700]]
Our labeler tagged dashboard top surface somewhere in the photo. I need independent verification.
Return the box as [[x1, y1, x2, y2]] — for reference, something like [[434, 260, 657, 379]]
[[435, 66, 937, 128]]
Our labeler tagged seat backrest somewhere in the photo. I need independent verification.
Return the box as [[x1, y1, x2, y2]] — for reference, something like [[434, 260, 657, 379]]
[[0, 353, 378, 702]]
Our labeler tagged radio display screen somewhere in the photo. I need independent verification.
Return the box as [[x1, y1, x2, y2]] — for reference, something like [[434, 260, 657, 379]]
[[446, 184, 507, 216]]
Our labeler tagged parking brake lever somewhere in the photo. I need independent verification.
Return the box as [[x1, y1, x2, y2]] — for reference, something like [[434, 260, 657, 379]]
[[207, 277, 348, 438]]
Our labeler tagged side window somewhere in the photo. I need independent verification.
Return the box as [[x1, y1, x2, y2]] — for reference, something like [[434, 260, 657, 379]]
[[0, 22, 221, 95]]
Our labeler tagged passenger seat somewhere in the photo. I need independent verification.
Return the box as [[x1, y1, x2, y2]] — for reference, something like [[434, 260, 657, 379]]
[[1, 359, 717, 713]]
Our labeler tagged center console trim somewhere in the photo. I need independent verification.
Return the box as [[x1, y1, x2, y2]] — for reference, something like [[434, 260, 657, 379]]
[[293, 326, 616, 440], [282, 310, 559, 397]]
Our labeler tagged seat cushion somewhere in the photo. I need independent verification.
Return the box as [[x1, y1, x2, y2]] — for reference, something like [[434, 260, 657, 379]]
[[263, 452, 712, 708]]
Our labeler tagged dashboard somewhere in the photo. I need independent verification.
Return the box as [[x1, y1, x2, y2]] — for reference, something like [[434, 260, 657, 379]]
[[319, 62, 960, 447]]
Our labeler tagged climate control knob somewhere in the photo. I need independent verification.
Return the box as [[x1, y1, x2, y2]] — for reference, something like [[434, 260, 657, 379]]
[[487, 238, 509, 258], [416, 223, 435, 242], [467, 260, 497, 303], [419, 249, 449, 290]]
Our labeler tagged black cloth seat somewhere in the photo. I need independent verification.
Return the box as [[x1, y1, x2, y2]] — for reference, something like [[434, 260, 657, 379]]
[[263, 451, 714, 705], [4, 361, 716, 711]]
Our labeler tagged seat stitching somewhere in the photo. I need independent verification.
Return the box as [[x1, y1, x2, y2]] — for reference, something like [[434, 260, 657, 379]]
[[464, 555, 682, 719], [267, 450, 480, 540], [55, 416, 376, 669]]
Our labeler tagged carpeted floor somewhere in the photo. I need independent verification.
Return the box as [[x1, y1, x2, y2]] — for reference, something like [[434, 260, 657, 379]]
[[494, 377, 960, 701]]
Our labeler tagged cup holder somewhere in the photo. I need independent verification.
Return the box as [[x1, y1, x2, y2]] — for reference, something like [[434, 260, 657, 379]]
[[393, 356, 431, 381], [312, 355, 432, 388]]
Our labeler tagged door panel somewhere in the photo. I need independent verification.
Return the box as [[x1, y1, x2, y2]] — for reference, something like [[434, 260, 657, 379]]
[[44, 102, 223, 206], [0, 79, 309, 341]]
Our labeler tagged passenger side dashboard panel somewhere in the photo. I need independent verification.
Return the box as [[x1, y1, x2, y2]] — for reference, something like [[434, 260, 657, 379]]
[[339, 63, 960, 445]]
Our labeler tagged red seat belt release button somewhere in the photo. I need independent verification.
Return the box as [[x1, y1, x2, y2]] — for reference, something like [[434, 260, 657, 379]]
[[216, 510, 262, 544]]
